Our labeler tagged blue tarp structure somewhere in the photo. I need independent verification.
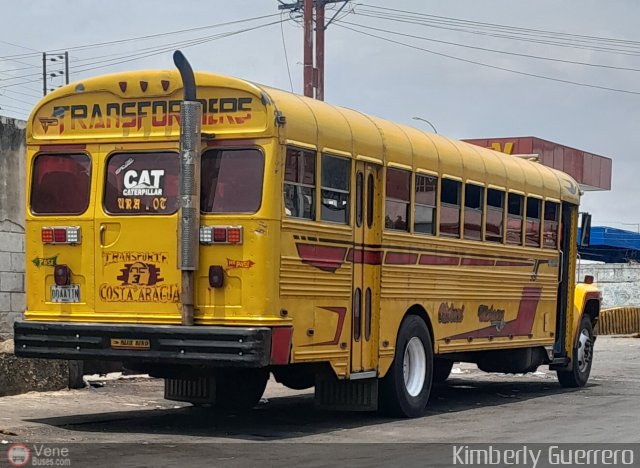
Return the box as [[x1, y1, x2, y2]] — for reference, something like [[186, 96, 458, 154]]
[[579, 226, 640, 263]]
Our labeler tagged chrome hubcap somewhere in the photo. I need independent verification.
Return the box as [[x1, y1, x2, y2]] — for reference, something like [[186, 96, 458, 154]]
[[577, 328, 593, 373], [403, 337, 426, 397]]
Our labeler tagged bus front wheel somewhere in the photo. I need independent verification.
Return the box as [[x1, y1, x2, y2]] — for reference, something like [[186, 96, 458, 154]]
[[380, 315, 433, 418], [557, 315, 594, 388]]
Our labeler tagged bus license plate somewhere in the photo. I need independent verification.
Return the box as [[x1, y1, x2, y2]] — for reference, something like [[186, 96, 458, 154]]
[[110, 338, 150, 350], [50, 284, 80, 303]]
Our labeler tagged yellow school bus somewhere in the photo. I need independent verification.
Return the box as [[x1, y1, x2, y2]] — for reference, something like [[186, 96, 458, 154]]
[[15, 53, 600, 417]]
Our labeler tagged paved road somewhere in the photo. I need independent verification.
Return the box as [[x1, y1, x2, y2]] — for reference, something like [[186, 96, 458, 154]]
[[0, 336, 638, 466]]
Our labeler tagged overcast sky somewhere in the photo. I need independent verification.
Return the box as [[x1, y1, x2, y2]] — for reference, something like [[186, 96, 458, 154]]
[[1, 0, 638, 227]]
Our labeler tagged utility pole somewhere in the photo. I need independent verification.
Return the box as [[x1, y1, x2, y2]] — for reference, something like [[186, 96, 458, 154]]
[[315, 2, 325, 100], [42, 52, 69, 95], [65, 51, 69, 85], [303, 0, 314, 98], [279, 0, 350, 100], [42, 53, 46, 97]]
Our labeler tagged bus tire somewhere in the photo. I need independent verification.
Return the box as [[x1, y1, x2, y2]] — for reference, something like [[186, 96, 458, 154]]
[[433, 358, 454, 383], [380, 315, 433, 418], [214, 368, 269, 410], [557, 315, 594, 388]]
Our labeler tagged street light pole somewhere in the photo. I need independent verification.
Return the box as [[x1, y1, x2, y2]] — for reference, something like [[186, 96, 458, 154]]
[[412, 116, 438, 134]]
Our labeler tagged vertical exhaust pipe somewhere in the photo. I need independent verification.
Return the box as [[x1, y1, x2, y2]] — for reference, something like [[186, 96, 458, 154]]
[[173, 50, 201, 326]]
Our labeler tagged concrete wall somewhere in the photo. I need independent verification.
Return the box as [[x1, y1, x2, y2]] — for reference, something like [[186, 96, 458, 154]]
[[577, 263, 640, 309], [0, 116, 26, 340]]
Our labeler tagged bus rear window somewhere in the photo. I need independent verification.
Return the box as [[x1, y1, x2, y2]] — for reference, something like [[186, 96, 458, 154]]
[[31, 154, 91, 215], [201, 149, 264, 213], [104, 152, 178, 215]]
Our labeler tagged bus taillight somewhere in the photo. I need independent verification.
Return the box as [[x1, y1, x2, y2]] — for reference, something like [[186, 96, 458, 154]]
[[41, 226, 81, 245], [213, 228, 227, 243], [199, 226, 243, 245]]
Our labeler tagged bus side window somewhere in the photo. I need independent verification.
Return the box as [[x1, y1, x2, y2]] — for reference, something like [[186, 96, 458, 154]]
[[464, 183, 484, 241], [320, 154, 350, 224], [414, 174, 437, 235], [526, 197, 542, 247], [485, 188, 505, 243], [543, 201, 560, 249], [506, 193, 524, 245], [385, 168, 410, 231], [284, 147, 316, 220], [440, 179, 461, 238]]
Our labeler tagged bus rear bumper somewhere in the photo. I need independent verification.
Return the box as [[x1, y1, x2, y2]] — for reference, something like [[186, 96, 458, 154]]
[[13, 320, 287, 368]]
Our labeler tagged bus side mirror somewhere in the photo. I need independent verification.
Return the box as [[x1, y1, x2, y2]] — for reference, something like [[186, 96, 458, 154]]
[[579, 212, 592, 248]]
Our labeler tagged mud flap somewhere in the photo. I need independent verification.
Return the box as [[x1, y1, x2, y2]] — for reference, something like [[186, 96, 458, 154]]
[[314, 374, 378, 411], [164, 376, 216, 404]]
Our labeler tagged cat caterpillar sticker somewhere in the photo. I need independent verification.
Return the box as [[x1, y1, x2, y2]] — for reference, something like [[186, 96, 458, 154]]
[[122, 169, 165, 196]]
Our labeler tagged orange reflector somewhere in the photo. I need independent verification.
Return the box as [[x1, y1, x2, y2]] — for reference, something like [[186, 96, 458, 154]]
[[584, 275, 594, 284], [227, 227, 242, 244], [41, 228, 54, 244]]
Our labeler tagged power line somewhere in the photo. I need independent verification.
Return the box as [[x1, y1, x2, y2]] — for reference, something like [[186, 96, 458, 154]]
[[0, 102, 31, 113], [338, 19, 640, 73], [354, 7, 640, 57], [0, 18, 288, 91], [358, 4, 640, 50], [2, 88, 41, 99], [0, 92, 35, 106], [335, 23, 640, 96], [0, 39, 40, 53], [280, 12, 295, 92], [0, 13, 282, 61], [71, 20, 285, 74]]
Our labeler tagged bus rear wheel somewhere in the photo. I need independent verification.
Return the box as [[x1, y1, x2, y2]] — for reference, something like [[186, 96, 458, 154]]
[[214, 368, 269, 410], [380, 315, 433, 418], [557, 315, 594, 388]]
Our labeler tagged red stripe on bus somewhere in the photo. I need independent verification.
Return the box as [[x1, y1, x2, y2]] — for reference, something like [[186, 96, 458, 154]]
[[461, 258, 495, 266], [346, 249, 383, 265], [385, 252, 418, 265], [419, 255, 459, 266], [495, 260, 532, 267], [296, 244, 347, 273]]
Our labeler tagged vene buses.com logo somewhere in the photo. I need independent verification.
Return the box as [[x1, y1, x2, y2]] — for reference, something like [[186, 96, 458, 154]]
[[6, 444, 31, 467]]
